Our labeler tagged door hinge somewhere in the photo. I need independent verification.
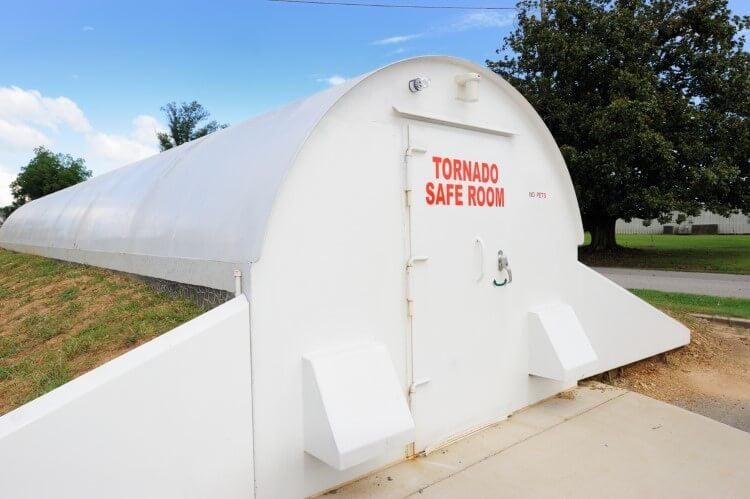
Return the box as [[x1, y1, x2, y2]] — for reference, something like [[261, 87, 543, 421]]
[[407, 299, 414, 317], [405, 189, 412, 206], [409, 377, 431, 394], [407, 255, 429, 267]]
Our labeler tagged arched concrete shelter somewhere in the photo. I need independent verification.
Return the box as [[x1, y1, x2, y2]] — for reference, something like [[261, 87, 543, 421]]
[[0, 56, 688, 498]]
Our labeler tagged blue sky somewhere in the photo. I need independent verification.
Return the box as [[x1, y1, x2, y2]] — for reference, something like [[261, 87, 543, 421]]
[[0, 0, 748, 206]]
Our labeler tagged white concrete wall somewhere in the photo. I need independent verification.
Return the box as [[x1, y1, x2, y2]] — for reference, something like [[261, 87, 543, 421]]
[[568, 263, 690, 374], [250, 89, 411, 499], [617, 211, 750, 234], [0, 296, 254, 499], [249, 58, 588, 498]]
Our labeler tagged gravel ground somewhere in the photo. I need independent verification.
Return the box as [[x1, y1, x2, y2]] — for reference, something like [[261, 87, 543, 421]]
[[610, 314, 750, 432]]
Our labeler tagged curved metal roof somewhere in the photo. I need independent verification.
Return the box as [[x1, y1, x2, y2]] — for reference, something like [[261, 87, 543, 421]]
[[0, 56, 583, 291], [0, 73, 365, 272]]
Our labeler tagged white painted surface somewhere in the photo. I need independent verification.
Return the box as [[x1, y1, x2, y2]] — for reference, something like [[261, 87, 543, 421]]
[[244, 58, 687, 498], [302, 341, 414, 470], [0, 297, 254, 499], [0, 57, 692, 498], [406, 122, 518, 452], [568, 263, 690, 375], [249, 72, 413, 498], [528, 304, 597, 381], [247, 57, 593, 498], [617, 210, 750, 234]]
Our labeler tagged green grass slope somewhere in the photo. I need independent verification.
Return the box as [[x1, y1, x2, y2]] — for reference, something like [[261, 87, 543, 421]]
[[580, 234, 750, 274], [0, 248, 208, 416], [630, 289, 750, 320]]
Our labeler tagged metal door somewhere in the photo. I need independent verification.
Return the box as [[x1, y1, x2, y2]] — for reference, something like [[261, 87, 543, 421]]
[[405, 122, 516, 453]]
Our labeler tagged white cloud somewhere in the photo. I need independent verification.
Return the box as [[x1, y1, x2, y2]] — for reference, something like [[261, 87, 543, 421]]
[[0, 86, 92, 133], [82, 26, 94, 32], [449, 11, 515, 31], [317, 75, 347, 86], [130, 115, 164, 145], [86, 114, 164, 170], [372, 34, 422, 45], [0, 166, 15, 207], [0, 119, 51, 151], [0, 85, 91, 206], [87, 133, 156, 167], [389, 47, 407, 55], [0, 87, 166, 205]]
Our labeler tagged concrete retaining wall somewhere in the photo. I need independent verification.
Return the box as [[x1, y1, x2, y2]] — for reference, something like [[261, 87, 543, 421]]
[[0, 296, 254, 499]]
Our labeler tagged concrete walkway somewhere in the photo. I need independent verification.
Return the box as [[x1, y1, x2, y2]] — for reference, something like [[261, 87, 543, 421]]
[[593, 267, 750, 299], [334, 383, 750, 499]]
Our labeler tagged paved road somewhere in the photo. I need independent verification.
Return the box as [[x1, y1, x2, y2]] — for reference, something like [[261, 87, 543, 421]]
[[593, 267, 750, 299]]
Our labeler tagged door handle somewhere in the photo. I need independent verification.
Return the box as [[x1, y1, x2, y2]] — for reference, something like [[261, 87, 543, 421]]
[[474, 237, 485, 282]]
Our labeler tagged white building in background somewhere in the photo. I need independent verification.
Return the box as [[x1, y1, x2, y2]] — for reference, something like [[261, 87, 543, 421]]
[[617, 211, 750, 235]]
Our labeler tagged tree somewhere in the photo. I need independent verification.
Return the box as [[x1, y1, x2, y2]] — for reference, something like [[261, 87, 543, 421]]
[[157, 101, 228, 151], [489, 0, 749, 251], [5, 147, 91, 214]]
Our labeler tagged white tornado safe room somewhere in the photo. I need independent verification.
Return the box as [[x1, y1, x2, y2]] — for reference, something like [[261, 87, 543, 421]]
[[0, 56, 688, 498]]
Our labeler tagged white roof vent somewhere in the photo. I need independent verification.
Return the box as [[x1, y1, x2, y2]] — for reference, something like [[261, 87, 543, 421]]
[[455, 72, 481, 102]]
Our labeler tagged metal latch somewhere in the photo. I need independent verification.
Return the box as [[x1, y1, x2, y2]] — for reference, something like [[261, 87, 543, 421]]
[[494, 250, 512, 287]]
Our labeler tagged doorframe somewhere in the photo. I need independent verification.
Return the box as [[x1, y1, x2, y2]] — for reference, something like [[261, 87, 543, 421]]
[[400, 118, 516, 455], [403, 121, 426, 458]]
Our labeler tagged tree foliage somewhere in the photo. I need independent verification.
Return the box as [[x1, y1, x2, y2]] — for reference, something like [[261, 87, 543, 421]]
[[6, 147, 91, 214], [488, 0, 749, 250], [157, 101, 228, 151]]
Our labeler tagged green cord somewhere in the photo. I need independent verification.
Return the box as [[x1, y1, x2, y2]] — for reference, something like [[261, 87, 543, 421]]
[[493, 278, 508, 287]]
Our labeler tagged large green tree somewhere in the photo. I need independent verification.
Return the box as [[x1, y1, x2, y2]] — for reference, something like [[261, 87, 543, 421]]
[[157, 101, 228, 151], [6, 147, 91, 214], [489, 0, 749, 251]]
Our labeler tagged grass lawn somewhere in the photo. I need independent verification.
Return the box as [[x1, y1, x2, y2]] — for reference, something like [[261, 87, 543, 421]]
[[580, 234, 750, 274], [631, 289, 750, 320], [0, 248, 208, 416]]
